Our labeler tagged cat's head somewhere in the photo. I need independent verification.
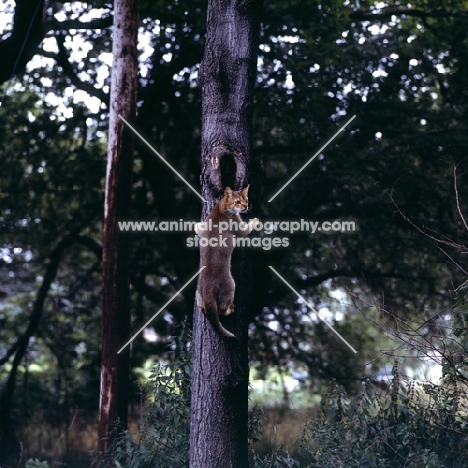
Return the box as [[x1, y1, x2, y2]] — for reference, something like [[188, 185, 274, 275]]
[[220, 185, 250, 215]]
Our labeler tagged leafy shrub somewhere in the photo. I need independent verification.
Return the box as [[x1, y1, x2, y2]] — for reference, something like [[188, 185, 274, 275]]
[[102, 322, 468, 468], [107, 324, 192, 468], [25, 460, 51, 468], [301, 362, 468, 467]]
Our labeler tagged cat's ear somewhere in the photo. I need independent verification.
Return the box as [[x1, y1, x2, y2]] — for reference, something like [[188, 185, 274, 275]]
[[224, 187, 234, 197], [242, 184, 250, 195]]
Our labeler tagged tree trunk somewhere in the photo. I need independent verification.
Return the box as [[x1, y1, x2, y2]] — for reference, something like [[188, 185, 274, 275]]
[[189, 1, 262, 467], [97, 0, 139, 454]]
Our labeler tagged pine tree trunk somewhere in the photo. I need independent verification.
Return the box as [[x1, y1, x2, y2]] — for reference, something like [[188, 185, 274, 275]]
[[97, 0, 139, 454], [190, 1, 262, 467]]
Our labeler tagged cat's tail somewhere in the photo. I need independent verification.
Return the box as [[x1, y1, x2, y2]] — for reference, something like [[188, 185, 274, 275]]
[[203, 302, 238, 340]]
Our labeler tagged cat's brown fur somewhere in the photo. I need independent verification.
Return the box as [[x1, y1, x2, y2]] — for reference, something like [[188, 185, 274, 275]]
[[195, 186, 259, 339]]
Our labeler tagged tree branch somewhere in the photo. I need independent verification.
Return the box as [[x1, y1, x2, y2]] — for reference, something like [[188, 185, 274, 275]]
[[350, 8, 468, 21], [299, 268, 405, 289], [52, 34, 109, 105], [0, 340, 20, 366], [0, 1, 113, 85], [454, 161, 468, 233], [44, 15, 113, 34], [0, 0, 44, 84]]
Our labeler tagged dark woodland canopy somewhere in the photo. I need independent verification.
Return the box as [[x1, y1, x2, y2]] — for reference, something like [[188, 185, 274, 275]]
[[1, 0, 468, 463]]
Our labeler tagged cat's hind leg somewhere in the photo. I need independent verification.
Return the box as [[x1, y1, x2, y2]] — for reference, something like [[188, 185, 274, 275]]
[[219, 277, 235, 316], [219, 289, 235, 316], [223, 303, 235, 316]]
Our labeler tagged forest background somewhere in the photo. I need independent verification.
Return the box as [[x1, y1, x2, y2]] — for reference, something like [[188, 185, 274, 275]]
[[1, 0, 468, 466]]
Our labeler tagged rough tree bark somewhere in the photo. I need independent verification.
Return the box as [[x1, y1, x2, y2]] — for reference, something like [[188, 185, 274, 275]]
[[189, 1, 262, 467], [97, 0, 139, 454]]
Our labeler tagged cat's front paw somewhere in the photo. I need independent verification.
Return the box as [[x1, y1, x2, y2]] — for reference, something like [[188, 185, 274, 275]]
[[195, 222, 204, 237], [247, 217, 260, 232]]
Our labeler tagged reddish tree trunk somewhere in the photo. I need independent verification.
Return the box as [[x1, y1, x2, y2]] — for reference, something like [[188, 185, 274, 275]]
[[97, 0, 139, 454]]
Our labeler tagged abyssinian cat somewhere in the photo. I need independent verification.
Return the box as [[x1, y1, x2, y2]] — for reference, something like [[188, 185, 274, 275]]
[[195, 185, 259, 339]]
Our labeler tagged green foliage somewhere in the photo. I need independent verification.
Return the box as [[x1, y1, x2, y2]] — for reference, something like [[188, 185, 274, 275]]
[[25, 460, 51, 468], [3, 0, 468, 410], [106, 349, 468, 468], [302, 363, 468, 467], [24, 459, 65, 468], [444, 283, 468, 384], [249, 450, 301, 468], [101, 324, 191, 468], [4, 0, 468, 463]]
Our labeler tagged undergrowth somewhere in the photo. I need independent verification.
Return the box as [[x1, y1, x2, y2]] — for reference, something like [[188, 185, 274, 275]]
[[300, 361, 468, 467], [31, 323, 468, 467]]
